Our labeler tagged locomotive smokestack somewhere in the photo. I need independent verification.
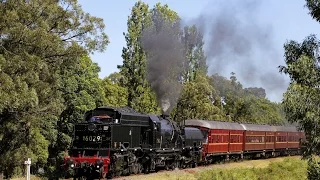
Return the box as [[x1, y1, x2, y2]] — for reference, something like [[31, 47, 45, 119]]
[[161, 98, 170, 114]]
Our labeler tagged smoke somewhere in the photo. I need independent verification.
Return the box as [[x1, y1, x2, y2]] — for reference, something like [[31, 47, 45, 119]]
[[141, 13, 187, 113], [186, 0, 289, 102]]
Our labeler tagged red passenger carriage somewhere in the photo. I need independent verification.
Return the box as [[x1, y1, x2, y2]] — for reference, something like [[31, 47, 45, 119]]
[[184, 119, 303, 162], [184, 119, 245, 161], [273, 126, 304, 155], [240, 123, 275, 152]]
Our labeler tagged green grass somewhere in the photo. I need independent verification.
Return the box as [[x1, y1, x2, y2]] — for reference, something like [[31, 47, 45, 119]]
[[196, 157, 307, 180], [11, 156, 308, 180], [127, 156, 308, 180]]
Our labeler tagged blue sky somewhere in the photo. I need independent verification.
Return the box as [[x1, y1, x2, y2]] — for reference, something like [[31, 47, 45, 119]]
[[77, 0, 320, 102]]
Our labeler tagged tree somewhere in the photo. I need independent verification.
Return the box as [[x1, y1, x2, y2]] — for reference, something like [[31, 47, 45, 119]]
[[102, 73, 128, 107], [280, 34, 320, 153], [280, 36, 320, 144], [181, 25, 207, 82], [118, 1, 159, 114], [0, 0, 108, 177], [305, 0, 320, 23], [210, 73, 284, 124], [108, 72, 123, 84], [173, 75, 225, 122], [279, 1, 320, 175], [46, 55, 106, 177], [244, 87, 266, 98], [119, 1, 182, 114]]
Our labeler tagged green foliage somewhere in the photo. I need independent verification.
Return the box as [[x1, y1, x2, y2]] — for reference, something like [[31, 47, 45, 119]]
[[305, 0, 320, 23], [244, 87, 266, 98], [118, 1, 159, 114], [280, 2, 320, 179], [181, 25, 207, 82], [51, 55, 106, 172], [173, 75, 224, 122], [307, 156, 320, 180], [152, 3, 180, 23], [0, 0, 108, 177], [119, 1, 184, 114], [209, 73, 285, 124], [102, 73, 128, 107], [280, 35, 320, 159]]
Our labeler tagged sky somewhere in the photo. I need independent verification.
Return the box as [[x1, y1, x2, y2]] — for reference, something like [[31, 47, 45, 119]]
[[77, 0, 320, 102]]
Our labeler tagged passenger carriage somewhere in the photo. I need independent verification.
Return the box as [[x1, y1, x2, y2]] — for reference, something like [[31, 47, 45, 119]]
[[240, 123, 275, 158], [273, 125, 303, 155], [184, 119, 245, 162], [184, 119, 304, 162]]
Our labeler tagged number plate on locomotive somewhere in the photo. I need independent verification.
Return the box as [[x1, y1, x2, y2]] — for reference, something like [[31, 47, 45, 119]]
[[82, 135, 102, 142]]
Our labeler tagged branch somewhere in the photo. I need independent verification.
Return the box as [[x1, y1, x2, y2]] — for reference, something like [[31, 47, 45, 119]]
[[62, 31, 88, 42]]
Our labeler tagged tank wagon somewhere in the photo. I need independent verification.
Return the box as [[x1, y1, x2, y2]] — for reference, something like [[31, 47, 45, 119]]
[[63, 106, 305, 179]]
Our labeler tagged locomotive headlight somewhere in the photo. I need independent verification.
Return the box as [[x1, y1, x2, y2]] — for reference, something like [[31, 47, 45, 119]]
[[70, 164, 74, 168], [66, 159, 74, 166], [96, 159, 104, 167], [103, 126, 109, 131]]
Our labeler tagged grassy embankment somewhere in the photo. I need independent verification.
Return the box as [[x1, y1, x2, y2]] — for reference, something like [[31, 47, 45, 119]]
[[119, 156, 308, 180], [11, 156, 308, 180]]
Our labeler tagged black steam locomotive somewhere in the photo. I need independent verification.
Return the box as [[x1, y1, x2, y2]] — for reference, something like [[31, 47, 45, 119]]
[[63, 106, 204, 179]]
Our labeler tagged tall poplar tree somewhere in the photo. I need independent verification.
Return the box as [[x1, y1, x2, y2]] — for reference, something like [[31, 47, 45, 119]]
[[181, 25, 207, 82], [119, 2, 182, 114], [118, 1, 159, 114]]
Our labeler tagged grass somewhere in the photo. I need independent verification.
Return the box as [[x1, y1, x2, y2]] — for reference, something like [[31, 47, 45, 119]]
[[120, 156, 308, 180], [196, 157, 307, 180], [11, 175, 45, 180], [11, 156, 308, 180]]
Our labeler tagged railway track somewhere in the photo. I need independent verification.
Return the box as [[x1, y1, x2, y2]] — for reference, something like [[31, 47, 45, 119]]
[[111, 155, 301, 180]]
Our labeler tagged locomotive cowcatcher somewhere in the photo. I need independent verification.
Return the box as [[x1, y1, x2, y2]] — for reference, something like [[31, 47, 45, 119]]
[[63, 106, 204, 179]]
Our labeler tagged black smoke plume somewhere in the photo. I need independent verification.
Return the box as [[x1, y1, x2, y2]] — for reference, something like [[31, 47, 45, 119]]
[[141, 13, 187, 114], [186, 0, 289, 102]]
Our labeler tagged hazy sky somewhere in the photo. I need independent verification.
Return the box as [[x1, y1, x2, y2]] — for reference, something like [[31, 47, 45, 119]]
[[77, 0, 320, 102]]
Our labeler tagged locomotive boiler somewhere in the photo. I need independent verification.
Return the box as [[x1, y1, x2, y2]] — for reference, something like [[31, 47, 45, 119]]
[[63, 106, 204, 179]]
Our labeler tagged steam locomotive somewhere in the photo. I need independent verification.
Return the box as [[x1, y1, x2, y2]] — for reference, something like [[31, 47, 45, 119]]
[[63, 106, 304, 179]]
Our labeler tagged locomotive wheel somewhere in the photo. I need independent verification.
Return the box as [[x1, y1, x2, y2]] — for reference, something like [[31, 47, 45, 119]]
[[131, 163, 139, 175], [171, 162, 176, 170], [143, 164, 150, 174], [106, 172, 114, 180], [165, 165, 169, 171], [99, 167, 106, 179], [192, 162, 198, 168], [137, 163, 143, 174]]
